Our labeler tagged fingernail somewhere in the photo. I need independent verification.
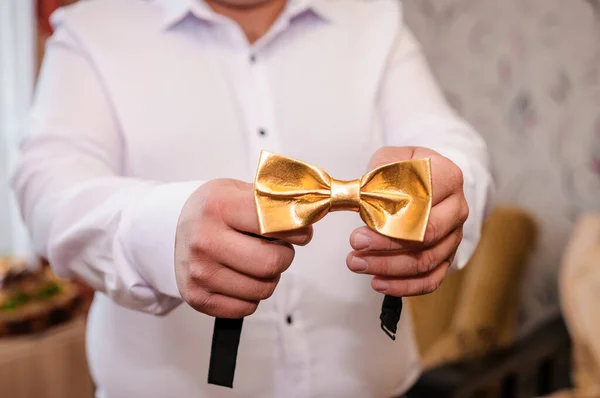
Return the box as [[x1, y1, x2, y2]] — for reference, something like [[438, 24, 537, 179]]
[[353, 233, 371, 250], [350, 256, 369, 272], [373, 280, 389, 292]]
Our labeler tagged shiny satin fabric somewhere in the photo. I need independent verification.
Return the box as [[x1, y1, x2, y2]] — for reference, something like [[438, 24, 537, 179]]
[[254, 150, 433, 242]]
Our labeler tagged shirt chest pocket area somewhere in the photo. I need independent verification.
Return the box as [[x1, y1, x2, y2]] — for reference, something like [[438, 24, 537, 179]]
[[280, 108, 383, 179], [122, 107, 251, 181]]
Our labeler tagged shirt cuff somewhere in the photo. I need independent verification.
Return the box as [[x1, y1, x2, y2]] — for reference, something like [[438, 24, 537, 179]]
[[121, 180, 203, 300]]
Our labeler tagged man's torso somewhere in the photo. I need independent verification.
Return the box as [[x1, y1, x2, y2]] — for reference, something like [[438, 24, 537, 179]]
[[58, 0, 422, 396]]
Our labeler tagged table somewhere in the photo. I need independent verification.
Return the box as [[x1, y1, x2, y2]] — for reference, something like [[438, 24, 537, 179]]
[[0, 317, 94, 398]]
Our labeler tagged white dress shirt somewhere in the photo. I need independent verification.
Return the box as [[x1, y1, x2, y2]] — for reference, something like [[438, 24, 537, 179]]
[[12, 0, 493, 397]]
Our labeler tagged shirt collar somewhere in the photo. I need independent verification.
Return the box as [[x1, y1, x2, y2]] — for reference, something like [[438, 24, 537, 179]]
[[153, 0, 335, 29]]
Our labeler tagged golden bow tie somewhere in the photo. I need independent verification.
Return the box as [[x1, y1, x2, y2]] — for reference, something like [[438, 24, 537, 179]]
[[254, 151, 433, 241]]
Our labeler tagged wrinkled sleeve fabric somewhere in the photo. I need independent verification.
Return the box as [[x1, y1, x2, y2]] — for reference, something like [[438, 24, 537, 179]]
[[379, 21, 495, 270], [11, 14, 201, 315]]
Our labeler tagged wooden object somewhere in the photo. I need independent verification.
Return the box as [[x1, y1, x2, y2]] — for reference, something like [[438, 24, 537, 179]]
[[0, 317, 94, 398], [406, 206, 538, 368]]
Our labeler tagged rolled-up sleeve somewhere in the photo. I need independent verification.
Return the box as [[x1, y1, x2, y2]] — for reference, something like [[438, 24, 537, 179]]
[[379, 21, 495, 270], [11, 17, 201, 315]]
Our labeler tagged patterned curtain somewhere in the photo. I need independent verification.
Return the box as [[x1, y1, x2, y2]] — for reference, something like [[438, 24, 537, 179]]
[[403, 0, 600, 329]]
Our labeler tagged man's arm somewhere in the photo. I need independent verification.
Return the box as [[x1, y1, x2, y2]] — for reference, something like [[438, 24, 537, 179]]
[[346, 19, 494, 297], [377, 23, 494, 271], [12, 13, 312, 320], [11, 20, 200, 315]]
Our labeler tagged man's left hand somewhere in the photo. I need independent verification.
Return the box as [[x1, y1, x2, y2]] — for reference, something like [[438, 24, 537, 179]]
[[346, 146, 469, 297]]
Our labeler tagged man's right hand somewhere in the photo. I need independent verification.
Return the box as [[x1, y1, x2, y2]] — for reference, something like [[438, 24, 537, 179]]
[[174, 179, 313, 318]]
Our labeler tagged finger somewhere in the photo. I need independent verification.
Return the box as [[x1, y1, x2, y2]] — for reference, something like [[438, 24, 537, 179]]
[[220, 182, 314, 246], [218, 181, 261, 234], [265, 226, 314, 247], [446, 248, 458, 267], [347, 228, 463, 277], [191, 227, 296, 279], [370, 260, 452, 297], [368, 146, 417, 170], [246, 226, 314, 247], [189, 261, 280, 302], [350, 194, 468, 251], [430, 156, 464, 205], [368, 148, 463, 205], [185, 288, 260, 318]]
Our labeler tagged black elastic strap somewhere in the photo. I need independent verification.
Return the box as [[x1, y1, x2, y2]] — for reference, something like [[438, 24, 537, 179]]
[[207, 317, 244, 388], [380, 295, 403, 341], [207, 297, 399, 387]]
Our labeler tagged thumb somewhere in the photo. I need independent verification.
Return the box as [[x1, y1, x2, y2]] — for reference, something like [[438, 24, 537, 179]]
[[368, 146, 417, 171]]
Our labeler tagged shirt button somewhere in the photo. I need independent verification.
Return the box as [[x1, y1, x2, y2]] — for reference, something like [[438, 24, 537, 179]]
[[258, 128, 267, 136], [249, 54, 256, 63], [286, 315, 293, 325]]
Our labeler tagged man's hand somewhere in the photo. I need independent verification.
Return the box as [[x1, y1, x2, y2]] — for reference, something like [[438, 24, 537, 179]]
[[346, 147, 468, 297], [175, 179, 313, 318]]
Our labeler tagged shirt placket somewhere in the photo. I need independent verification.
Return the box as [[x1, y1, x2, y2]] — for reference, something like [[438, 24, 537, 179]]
[[243, 53, 311, 398], [221, 24, 310, 397], [274, 276, 311, 398], [244, 51, 281, 169]]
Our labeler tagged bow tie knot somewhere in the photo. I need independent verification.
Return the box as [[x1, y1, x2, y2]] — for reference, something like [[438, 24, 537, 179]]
[[330, 179, 361, 212]]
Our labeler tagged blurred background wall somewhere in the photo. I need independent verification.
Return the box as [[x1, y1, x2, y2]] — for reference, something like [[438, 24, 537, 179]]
[[403, 0, 600, 331], [0, 0, 35, 259]]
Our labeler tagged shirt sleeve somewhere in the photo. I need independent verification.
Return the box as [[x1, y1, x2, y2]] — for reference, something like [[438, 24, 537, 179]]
[[378, 22, 495, 271], [11, 18, 201, 315]]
